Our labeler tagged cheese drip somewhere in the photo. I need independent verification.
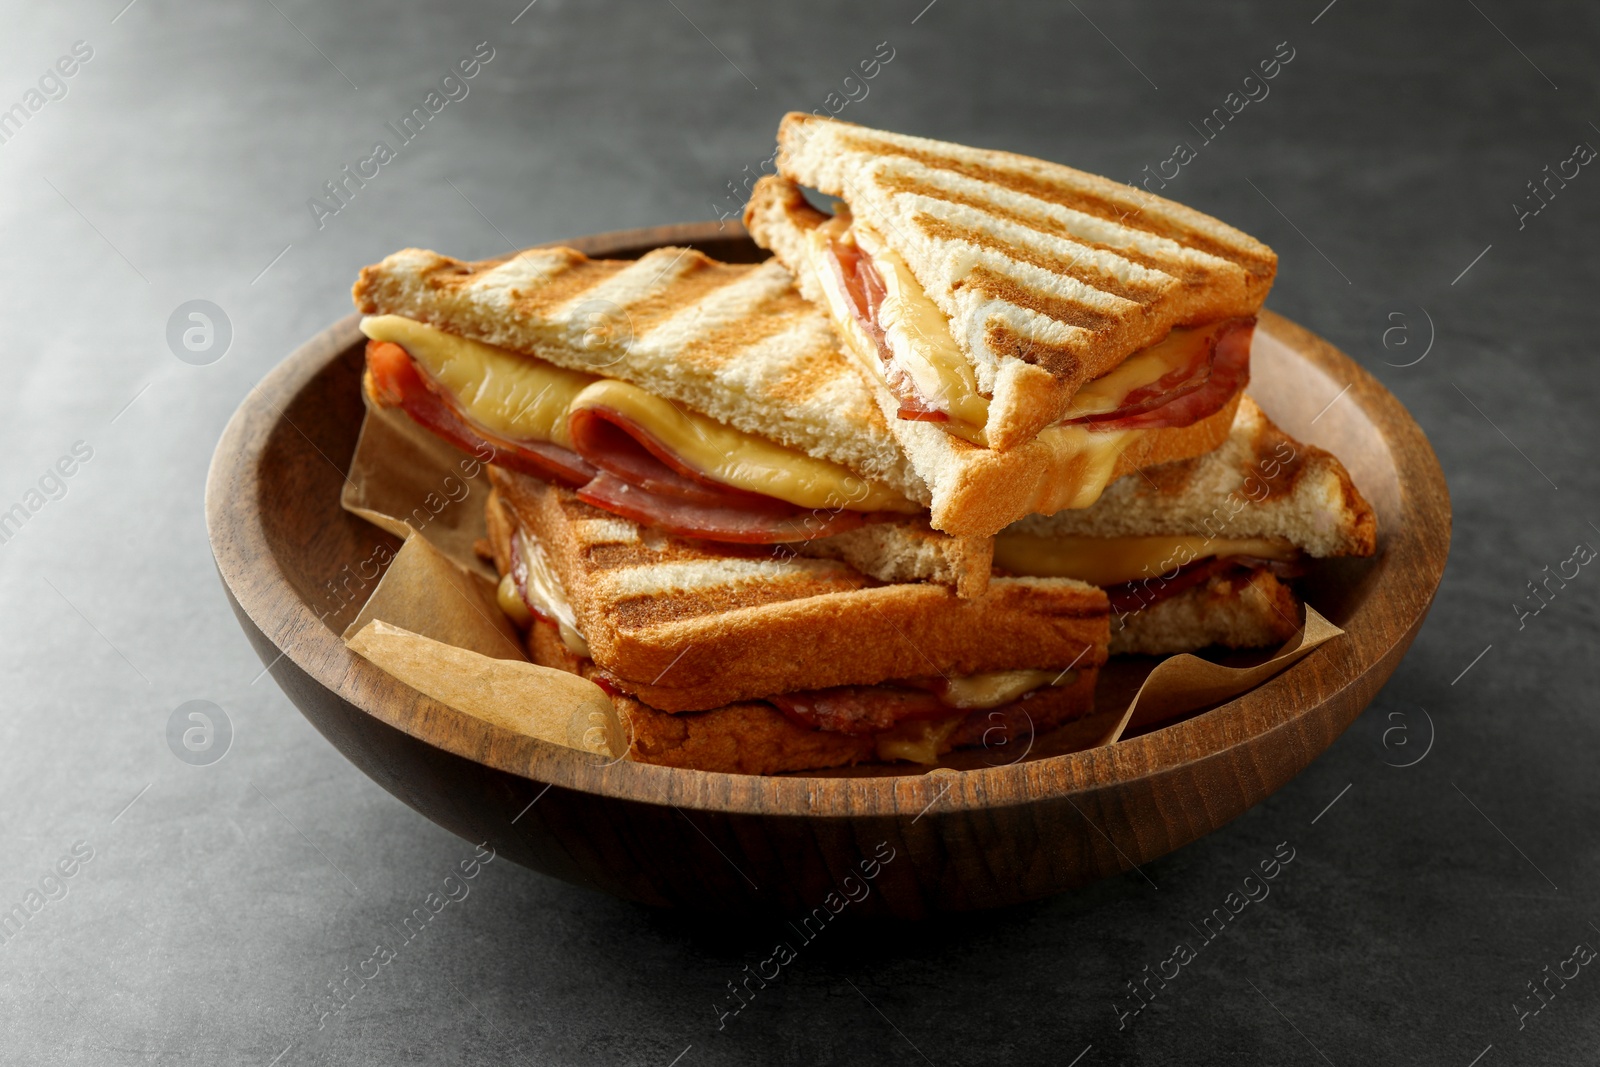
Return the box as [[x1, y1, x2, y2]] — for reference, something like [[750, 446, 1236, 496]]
[[512, 529, 589, 656], [875, 718, 964, 765], [940, 668, 1076, 709], [994, 532, 1300, 586]]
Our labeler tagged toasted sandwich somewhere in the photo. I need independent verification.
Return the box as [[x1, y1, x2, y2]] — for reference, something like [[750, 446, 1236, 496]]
[[993, 396, 1377, 655], [481, 466, 1107, 775], [745, 114, 1279, 536], [353, 246, 993, 595]]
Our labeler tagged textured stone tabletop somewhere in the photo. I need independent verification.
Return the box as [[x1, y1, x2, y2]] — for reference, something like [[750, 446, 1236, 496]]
[[1, 1, 1597, 1064]]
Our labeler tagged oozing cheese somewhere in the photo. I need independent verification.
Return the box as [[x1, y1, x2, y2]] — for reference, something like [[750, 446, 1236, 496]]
[[361, 315, 914, 514], [514, 530, 589, 656], [852, 225, 991, 432], [361, 315, 595, 449], [1066, 325, 1219, 419], [993, 532, 1300, 587], [495, 574, 533, 627], [568, 379, 917, 513], [940, 668, 1076, 709], [1030, 424, 1139, 510], [875, 717, 964, 765]]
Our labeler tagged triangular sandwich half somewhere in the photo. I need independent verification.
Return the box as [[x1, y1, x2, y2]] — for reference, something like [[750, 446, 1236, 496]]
[[482, 466, 1107, 775], [746, 113, 1279, 535]]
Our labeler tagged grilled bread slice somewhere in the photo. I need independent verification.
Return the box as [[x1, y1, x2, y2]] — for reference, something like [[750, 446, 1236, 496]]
[[997, 395, 1377, 655], [760, 113, 1277, 449], [355, 245, 922, 499], [1003, 396, 1377, 556], [355, 244, 1000, 593], [524, 616, 1099, 775], [747, 176, 1242, 537], [485, 465, 1107, 714]]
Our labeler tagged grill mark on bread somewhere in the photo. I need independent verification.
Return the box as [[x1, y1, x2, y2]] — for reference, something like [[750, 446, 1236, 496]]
[[608, 577, 864, 631], [618, 258, 751, 335], [1133, 409, 1310, 500], [914, 214, 1162, 306], [984, 321, 1081, 379], [845, 133, 1272, 275], [961, 266, 1125, 335], [488, 469, 1111, 706], [763, 327, 870, 409], [459, 252, 619, 310], [667, 289, 810, 374], [878, 172, 1215, 287], [356, 239, 923, 497]]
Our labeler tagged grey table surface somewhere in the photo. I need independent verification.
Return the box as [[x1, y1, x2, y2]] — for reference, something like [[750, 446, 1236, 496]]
[[2, 1, 1597, 1064]]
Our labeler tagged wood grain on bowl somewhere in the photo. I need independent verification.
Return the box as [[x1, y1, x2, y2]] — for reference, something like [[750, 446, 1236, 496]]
[[205, 223, 1450, 917]]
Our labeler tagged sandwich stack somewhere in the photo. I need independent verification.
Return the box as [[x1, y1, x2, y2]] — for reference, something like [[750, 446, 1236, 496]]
[[349, 113, 1375, 775]]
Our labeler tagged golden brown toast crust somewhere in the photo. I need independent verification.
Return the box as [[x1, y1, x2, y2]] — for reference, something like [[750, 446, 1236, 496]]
[[747, 176, 1252, 535], [765, 115, 1278, 443], [1008, 395, 1378, 559], [353, 244, 923, 499], [528, 619, 1098, 776], [927, 393, 1243, 538], [487, 467, 1108, 712]]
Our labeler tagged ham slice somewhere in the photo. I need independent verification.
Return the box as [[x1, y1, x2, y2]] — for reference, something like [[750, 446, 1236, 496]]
[[567, 405, 778, 507], [1104, 557, 1247, 615], [1065, 318, 1254, 433], [567, 405, 869, 543], [364, 341, 596, 487], [371, 341, 876, 545], [769, 684, 959, 735], [577, 472, 864, 544]]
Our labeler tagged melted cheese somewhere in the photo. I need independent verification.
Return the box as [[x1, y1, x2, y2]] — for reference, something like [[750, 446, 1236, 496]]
[[495, 574, 533, 627], [568, 379, 916, 513], [360, 315, 595, 449], [1030, 424, 1140, 510], [810, 230, 1226, 446], [515, 530, 589, 656], [874, 668, 1080, 763], [994, 532, 1300, 586], [940, 668, 1075, 709], [363, 315, 914, 514], [874, 716, 964, 765], [852, 226, 992, 431], [1066, 325, 1218, 418]]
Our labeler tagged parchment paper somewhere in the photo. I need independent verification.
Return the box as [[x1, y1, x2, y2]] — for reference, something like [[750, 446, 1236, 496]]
[[337, 393, 621, 756], [341, 398, 496, 578], [1097, 605, 1343, 746]]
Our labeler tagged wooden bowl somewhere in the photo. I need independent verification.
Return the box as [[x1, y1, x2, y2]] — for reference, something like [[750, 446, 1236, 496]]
[[206, 224, 1449, 917]]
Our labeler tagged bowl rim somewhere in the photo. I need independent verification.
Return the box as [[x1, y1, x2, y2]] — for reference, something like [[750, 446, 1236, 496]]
[[206, 222, 1451, 820]]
